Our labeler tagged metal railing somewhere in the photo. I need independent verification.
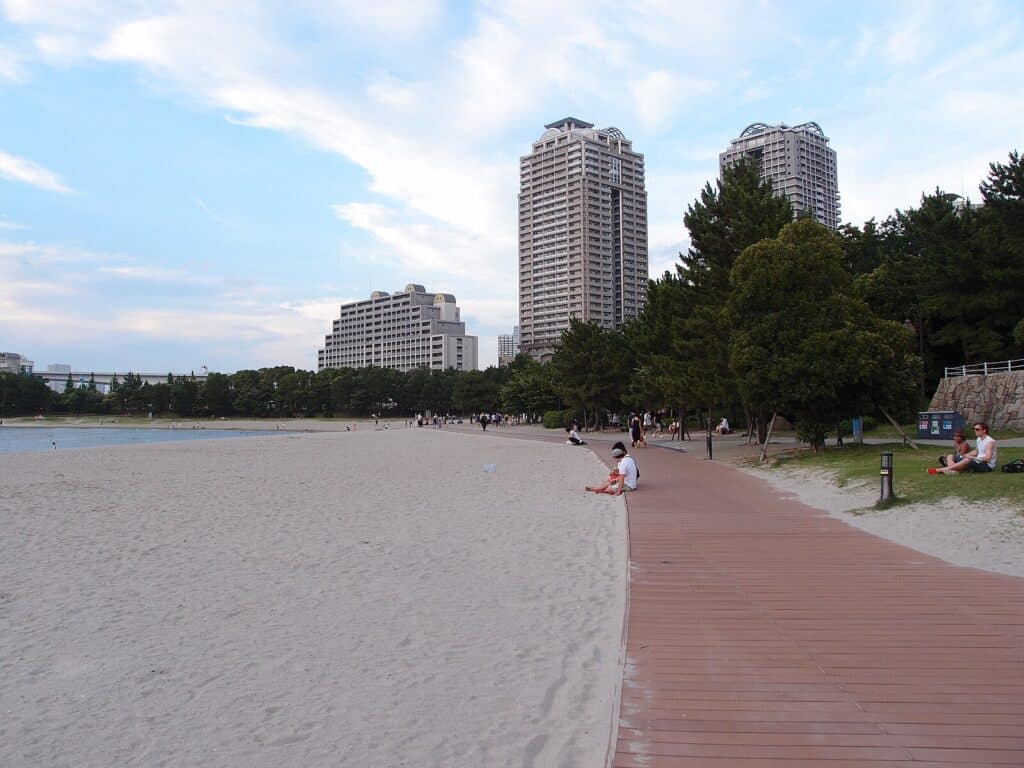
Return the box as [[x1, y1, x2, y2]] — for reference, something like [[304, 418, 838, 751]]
[[945, 359, 1024, 377]]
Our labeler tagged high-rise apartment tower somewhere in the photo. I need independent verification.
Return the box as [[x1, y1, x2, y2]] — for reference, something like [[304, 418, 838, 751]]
[[518, 118, 648, 360], [720, 122, 840, 229]]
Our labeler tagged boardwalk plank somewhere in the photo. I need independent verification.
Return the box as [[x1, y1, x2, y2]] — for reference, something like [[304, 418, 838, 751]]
[[613, 444, 1024, 766]]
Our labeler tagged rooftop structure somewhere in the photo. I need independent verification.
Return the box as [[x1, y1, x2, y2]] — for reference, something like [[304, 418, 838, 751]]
[[720, 121, 840, 229]]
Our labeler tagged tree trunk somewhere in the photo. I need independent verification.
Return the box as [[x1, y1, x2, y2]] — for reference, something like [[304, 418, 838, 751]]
[[759, 411, 778, 463], [744, 409, 756, 444], [757, 409, 770, 444]]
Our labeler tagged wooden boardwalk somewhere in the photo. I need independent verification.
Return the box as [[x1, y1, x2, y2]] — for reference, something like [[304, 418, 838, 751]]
[[612, 445, 1024, 767]]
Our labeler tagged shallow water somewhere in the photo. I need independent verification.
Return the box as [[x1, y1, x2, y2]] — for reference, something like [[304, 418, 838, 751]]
[[0, 426, 278, 454]]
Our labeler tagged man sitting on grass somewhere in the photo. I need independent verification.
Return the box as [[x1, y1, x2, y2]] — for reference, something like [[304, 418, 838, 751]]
[[940, 422, 998, 474], [586, 442, 638, 495]]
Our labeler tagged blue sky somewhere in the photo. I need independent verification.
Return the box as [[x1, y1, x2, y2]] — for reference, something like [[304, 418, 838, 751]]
[[1, 1, 1021, 373]]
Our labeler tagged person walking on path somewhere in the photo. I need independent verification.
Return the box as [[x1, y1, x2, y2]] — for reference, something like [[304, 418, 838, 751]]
[[630, 414, 646, 448]]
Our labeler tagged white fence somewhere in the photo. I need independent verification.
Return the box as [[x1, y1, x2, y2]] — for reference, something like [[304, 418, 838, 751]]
[[944, 359, 1024, 377]]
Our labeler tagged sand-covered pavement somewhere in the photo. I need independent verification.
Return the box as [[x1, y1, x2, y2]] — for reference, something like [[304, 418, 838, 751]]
[[0, 429, 627, 767], [455, 424, 1024, 580]]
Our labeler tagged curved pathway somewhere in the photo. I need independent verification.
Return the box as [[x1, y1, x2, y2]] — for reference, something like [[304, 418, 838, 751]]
[[613, 443, 1024, 767]]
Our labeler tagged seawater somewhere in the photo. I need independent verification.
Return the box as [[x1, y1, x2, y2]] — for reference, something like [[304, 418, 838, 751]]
[[0, 426, 279, 454]]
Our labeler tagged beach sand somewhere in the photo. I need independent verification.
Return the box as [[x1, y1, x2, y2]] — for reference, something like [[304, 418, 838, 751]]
[[742, 465, 1024, 578], [0, 429, 627, 767]]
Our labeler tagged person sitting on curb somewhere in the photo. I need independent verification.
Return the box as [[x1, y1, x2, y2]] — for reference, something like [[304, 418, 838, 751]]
[[585, 442, 638, 495], [935, 422, 997, 474], [565, 426, 586, 445]]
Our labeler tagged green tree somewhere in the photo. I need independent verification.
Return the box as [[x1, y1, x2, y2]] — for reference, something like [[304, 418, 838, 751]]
[[499, 356, 558, 419], [550, 320, 633, 429], [648, 158, 793, 437], [202, 372, 233, 416], [727, 220, 920, 451], [169, 376, 198, 416], [682, 158, 793, 301], [1, 371, 55, 416], [231, 369, 270, 415]]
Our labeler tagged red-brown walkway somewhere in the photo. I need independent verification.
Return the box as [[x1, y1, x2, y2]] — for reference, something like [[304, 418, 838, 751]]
[[612, 445, 1024, 767]]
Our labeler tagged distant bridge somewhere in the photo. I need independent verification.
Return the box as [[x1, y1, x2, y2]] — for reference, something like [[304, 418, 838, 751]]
[[34, 371, 209, 394]]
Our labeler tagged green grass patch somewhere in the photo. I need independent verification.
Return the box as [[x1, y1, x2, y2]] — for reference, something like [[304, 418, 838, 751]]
[[868, 423, 1022, 441], [773, 442, 1024, 513]]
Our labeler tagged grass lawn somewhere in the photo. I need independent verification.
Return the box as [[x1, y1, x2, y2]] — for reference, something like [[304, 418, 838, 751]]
[[867, 423, 1021, 441], [773, 442, 1024, 513]]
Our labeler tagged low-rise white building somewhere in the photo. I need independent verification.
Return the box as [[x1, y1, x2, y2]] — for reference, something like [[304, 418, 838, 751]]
[[0, 352, 34, 374], [318, 284, 479, 372]]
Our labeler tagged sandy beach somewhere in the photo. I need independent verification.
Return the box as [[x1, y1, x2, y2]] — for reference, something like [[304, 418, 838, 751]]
[[740, 464, 1024, 578], [0, 429, 627, 767]]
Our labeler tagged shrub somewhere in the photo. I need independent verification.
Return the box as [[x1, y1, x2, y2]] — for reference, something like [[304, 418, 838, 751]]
[[542, 409, 576, 429]]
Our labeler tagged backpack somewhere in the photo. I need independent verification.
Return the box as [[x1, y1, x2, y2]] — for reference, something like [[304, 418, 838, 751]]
[[1001, 458, 1024, 474]]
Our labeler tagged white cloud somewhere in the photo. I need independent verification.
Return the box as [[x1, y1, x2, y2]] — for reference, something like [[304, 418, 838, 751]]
[[305, 0, 442, 39], [0, 43, 26, 81], [0, 231, 351, 369], [332, 202, 508, 281], [97, 264, 220, 286], [2, 0, 1021, 368], [630, 70, 713, 130], [0, 149, 73, 193]]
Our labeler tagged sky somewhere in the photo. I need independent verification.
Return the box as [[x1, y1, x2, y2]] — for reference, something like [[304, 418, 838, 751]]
[[1, 1, 1021, 374]]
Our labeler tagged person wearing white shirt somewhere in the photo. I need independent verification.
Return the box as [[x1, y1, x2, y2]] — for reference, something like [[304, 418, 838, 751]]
[[941, 422, 997, 474], [585, 442, 638, 494]]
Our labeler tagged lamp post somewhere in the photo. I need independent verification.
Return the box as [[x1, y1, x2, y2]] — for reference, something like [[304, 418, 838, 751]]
[[706, 412, 714, 460], [880, 451, 894, 502]]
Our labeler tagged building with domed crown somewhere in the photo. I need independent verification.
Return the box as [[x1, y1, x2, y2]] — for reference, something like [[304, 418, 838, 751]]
[[720, 121, 840, 229], [518, 118, 648, 361]]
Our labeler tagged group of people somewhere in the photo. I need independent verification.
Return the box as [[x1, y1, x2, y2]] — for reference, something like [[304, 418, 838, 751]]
[[476, 412, 527, 430], [931, 421, 998, 474]]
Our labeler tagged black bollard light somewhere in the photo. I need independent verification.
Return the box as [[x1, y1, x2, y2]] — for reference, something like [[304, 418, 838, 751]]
[[706, 421, 713, 460], [880, 451, 894, 502]]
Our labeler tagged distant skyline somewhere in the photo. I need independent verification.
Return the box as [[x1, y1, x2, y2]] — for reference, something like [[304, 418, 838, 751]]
[[2, 1, 1021, 372]]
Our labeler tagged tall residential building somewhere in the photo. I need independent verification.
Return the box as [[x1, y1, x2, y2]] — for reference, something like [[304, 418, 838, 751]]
[[497, 327, 520, 366], [318, 284, 479, 372], [518, 118, 648, 361], [720, 122, 840, 229]]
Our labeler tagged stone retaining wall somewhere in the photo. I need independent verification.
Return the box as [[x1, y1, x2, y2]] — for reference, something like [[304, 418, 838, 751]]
[[928, 371, 1024, 431]]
